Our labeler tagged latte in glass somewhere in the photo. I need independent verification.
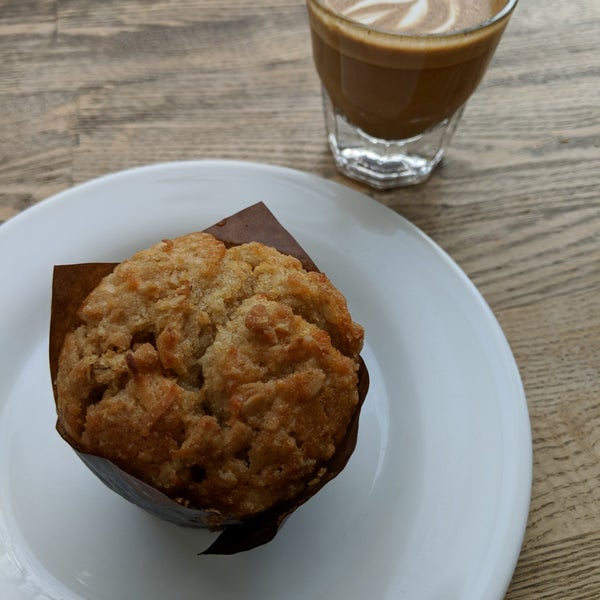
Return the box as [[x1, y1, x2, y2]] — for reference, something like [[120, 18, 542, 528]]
[[307, 0, 518, 188]]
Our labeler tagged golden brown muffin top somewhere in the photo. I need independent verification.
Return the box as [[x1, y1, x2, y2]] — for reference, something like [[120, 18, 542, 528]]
[[56, 232, 364, 519]]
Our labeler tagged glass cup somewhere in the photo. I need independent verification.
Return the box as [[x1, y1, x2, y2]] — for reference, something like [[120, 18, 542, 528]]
[[306, 0, 518, 189]]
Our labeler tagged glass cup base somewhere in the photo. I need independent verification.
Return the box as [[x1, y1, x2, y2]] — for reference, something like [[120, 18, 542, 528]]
[[322, 91, 465, 189]]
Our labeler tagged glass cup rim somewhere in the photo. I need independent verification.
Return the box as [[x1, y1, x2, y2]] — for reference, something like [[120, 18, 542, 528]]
[[307, 0, 519, 41]]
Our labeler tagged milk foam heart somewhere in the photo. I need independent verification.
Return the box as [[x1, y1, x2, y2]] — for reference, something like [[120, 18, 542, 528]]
[[324, 0, 507, 34]]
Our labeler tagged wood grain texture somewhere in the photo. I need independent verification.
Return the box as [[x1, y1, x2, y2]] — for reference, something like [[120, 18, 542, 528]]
[[1, 0, 600, 597]]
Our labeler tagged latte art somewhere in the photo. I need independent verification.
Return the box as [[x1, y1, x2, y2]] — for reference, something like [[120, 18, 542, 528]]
[[325, 0, 506, 34]]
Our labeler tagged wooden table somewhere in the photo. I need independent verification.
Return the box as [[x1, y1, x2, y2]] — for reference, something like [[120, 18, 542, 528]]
[[1, 1, 599, 597]]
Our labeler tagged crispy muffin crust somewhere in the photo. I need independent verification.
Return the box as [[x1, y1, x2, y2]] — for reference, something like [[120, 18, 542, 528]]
[[56, 233, 364, 519]]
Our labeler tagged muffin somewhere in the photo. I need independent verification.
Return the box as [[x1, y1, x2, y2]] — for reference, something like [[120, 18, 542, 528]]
[[54, 228, 365, 526]]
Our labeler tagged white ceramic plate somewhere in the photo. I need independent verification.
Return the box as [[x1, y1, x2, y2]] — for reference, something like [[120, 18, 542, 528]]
[[0, 161, 531, 600]]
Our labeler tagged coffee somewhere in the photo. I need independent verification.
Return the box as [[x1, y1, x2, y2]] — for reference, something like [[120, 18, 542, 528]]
[[308, 0, 515, 139]]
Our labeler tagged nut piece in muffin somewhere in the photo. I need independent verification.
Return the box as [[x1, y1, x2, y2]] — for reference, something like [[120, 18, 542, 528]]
[[55, 232, 364, 521]]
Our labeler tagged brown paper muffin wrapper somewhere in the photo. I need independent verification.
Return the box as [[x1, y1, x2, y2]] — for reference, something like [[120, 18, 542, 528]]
[[49, 202, 369, 555]]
